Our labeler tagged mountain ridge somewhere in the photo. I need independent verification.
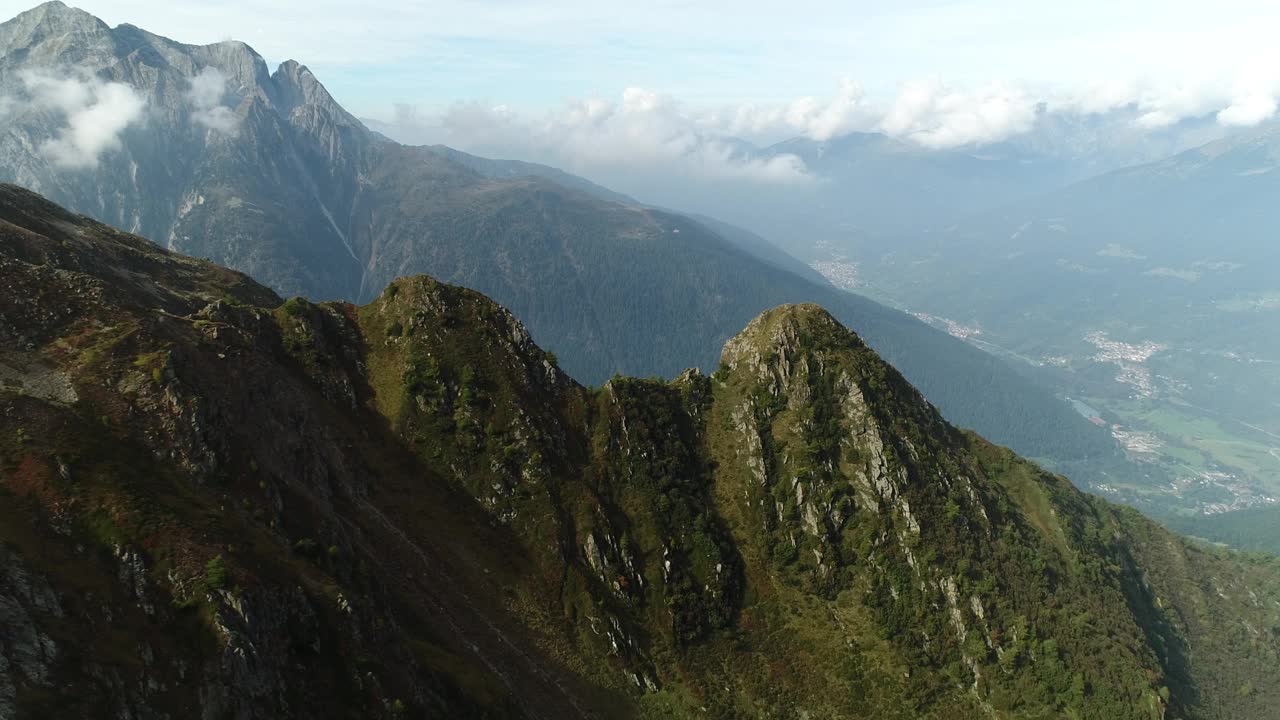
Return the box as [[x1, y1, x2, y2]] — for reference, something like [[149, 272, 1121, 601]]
[[3, 185, 1280, 719]]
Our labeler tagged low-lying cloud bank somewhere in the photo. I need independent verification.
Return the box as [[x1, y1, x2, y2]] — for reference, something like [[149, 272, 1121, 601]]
[[371, 74, 1274, 187], [2, 66, 243, 170], [388, 90, 816, 185], [187, 67, 240, 134], [10, 70, 147, 169]]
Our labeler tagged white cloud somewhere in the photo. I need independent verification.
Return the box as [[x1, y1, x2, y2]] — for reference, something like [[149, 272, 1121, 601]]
[[378, 78, 1059, 188], [19, 71, 93, 113], [1060, 72, 1278, 130], [710, 80, 874, 142], [1215, 53, 1280, 127], [1136, 80, 1230, 129], [1133, 110, 1177, 129], [187, 67, 240, 133], [366, 67, 1280, 197], [1064, 78, 1144, 115], [878, 79, 1038, 148], [1218, 95, 1278, 127], [425, 89, 815, 185], [18, 70, 147, 170]]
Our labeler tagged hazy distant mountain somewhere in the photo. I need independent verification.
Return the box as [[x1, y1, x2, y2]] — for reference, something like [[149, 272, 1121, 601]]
[[425, 144, 640, 205], [426, 144, 832, 285], [0, 1, 1123, 474], [852, 125, 1280, 518], [757, 132, 1083, 245], [911, 123, 1280, 421], [957, 122, 1280, 259], [679, 211, 832, 285], [1000, 107, 1234, 173], [721, 114, 1233, 259], [548, 130, 1100, 273], [498, 112, 1235, 273]]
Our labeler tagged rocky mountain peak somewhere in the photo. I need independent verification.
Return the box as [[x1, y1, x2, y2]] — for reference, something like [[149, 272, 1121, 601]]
[[11, 1, 101, 27], [721, 303, 847, 367], [719, 303, 878, 401], [0, 1, 108, 54], [272, 58, 362, 129]]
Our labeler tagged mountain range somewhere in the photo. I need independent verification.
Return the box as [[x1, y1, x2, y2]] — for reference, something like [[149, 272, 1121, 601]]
[[0, 1, 1128, 484], [835, 122, 1280, 523], [3, 183, 1280, 719], [402, 48, 1280, 528]]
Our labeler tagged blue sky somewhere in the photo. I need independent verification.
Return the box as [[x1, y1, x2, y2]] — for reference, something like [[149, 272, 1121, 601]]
[[5, 0, 1280, 121]]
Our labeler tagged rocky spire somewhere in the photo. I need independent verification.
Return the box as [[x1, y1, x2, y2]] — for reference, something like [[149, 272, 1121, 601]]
[[271, 59, 363, 129]]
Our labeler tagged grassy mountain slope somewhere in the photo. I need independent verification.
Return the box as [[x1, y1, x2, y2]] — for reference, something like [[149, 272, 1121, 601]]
[[426, 144, 831, 286], [3, 186, 1279, 719]]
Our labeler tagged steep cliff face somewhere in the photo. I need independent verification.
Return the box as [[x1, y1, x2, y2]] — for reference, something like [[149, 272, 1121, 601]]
[[0, 1, 370, 299], [2, 184, 1279, 720]]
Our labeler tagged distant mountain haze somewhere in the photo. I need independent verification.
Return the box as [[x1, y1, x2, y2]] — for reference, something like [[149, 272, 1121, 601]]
[[363, 100, 1238, 262], [852, 124, 1280, 519]]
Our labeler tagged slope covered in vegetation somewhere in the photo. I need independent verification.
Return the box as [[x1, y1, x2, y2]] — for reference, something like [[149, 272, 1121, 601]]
[[2, 185, 1279, 719]]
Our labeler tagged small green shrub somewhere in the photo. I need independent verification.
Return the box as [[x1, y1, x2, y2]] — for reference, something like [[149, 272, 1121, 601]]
[[204, 555, 229, 591], [281, 297, 308, 317]]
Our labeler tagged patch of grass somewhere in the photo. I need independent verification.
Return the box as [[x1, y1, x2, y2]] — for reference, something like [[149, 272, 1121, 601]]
[[981, 445, 1073, 562], [204, 555, 229, 591], [134, 350, 168, 384], [281, 296, 309, 317], [77, 324, 139, 370]]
